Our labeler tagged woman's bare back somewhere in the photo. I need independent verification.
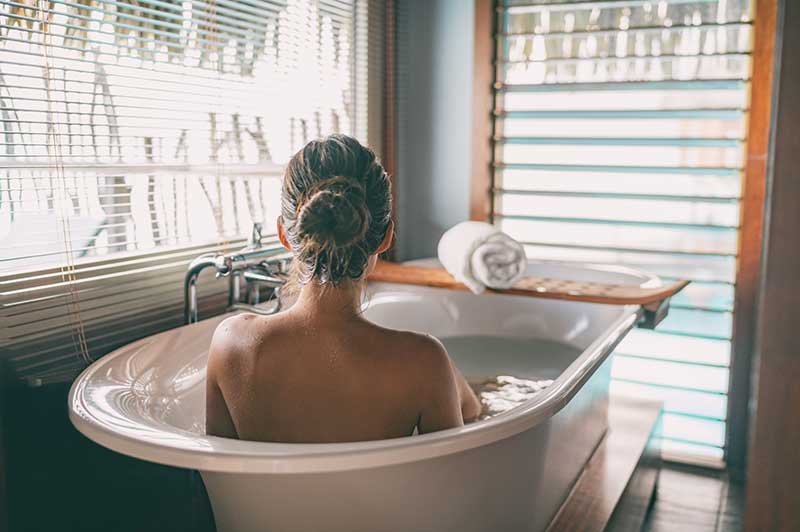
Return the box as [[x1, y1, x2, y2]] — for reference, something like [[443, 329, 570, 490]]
[[206, 307, 478, 443]]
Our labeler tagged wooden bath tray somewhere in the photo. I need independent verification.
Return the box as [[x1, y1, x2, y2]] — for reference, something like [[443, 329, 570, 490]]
[[368, 261, 689, 307]]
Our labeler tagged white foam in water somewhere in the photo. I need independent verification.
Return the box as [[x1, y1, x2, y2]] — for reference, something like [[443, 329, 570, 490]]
[[439, 335, 577, 421], [470, 376, 554, 420]]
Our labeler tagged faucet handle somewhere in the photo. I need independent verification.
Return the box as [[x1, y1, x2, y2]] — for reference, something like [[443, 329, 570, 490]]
[[214, 255, 233, 277], [249, 222, 263, 248]]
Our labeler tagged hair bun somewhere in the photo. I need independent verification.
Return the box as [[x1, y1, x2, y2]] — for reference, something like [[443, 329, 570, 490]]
[[297, 180, 371, 249], [281, 135, 392, 286]]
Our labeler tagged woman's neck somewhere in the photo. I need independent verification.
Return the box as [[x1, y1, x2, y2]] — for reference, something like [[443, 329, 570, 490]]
[[292, 280, 364, 322]]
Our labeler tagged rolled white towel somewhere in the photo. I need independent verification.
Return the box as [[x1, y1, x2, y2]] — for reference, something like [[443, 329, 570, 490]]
[[437, 221, 527, 294]]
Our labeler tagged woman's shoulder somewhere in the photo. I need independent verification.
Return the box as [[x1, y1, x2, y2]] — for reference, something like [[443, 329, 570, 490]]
[[209, 313, 280, 364], [392, 329, 446, 353], [378, 329, 458, 404], [378, 327, 451, 371], [212, 313, 258, 343]]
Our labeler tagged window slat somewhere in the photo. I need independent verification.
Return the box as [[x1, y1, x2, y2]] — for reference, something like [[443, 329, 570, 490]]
[[499, 79, 748, 91], [494, 0, 753, 464]]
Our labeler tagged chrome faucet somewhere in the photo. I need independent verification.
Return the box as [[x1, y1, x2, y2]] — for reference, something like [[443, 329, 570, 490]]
[[183, 222, 290, 324]]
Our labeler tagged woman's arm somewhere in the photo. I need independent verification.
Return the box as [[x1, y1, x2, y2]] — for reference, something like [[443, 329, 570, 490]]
[[205, 321, 239, 438], [416, 334, 482, 431], [416, 337, 464, 434], [449, 359, 482, 422], [206, 373, 238, 438]]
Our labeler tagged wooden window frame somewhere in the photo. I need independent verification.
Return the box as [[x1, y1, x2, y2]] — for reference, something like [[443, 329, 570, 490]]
[[726, 0, 779, 475], [470, 0, 497, 223], [382, 0, 398, 260]]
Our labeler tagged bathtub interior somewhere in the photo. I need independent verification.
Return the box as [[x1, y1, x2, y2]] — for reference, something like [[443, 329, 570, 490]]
[[363, 286, 614, 387], [71, 260, 650, 450], [365, 258, 652, 382]]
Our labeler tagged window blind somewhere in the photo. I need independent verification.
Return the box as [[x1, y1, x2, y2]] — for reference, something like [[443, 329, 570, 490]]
[[0, 0, 375, 385], [494, 0, 753, 466]]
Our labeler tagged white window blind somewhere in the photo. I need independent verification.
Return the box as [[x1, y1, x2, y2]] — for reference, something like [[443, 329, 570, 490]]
[[0, 0, 376, 384], [494, 0, 753, 466]]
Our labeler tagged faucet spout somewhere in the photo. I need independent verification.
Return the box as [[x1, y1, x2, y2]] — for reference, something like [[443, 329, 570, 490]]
[[184, 224, 290, 324], [183, 254, 221, 324]]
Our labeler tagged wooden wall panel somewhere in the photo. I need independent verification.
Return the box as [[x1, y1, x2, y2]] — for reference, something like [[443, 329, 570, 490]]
[[745, 1, 800, 530], [726, 0, 779, 475]]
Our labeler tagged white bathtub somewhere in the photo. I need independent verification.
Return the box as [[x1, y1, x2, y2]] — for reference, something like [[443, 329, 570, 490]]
[[69, 261, 653, 532]]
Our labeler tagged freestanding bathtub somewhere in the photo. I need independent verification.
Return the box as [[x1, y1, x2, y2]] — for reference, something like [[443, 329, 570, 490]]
[[69, 260, 655, 532]]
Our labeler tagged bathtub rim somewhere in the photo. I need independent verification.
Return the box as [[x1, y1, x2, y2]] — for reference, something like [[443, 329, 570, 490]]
[[68, 301, 639, 474]]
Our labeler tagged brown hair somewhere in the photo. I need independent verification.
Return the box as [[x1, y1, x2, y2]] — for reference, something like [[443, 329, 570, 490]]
[[280, 135, 392, 286]]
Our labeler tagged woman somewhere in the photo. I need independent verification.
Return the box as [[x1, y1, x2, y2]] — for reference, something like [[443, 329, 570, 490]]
[[206, 134, 481, 442]]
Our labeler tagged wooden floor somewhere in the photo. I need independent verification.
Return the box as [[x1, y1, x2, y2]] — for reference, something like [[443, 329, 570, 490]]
[[547, 397, 663, 532], [643, 464, 745, 532]]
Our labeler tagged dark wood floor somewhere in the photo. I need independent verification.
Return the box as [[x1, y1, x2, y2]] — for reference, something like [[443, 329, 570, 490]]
[[643, 464, 745, 532]]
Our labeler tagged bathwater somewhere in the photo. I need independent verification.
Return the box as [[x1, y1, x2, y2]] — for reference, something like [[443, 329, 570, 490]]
[[440, 336, 581, 420]]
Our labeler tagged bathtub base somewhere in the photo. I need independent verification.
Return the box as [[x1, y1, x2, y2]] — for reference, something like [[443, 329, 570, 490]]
[[201, 357, 612, 532]]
